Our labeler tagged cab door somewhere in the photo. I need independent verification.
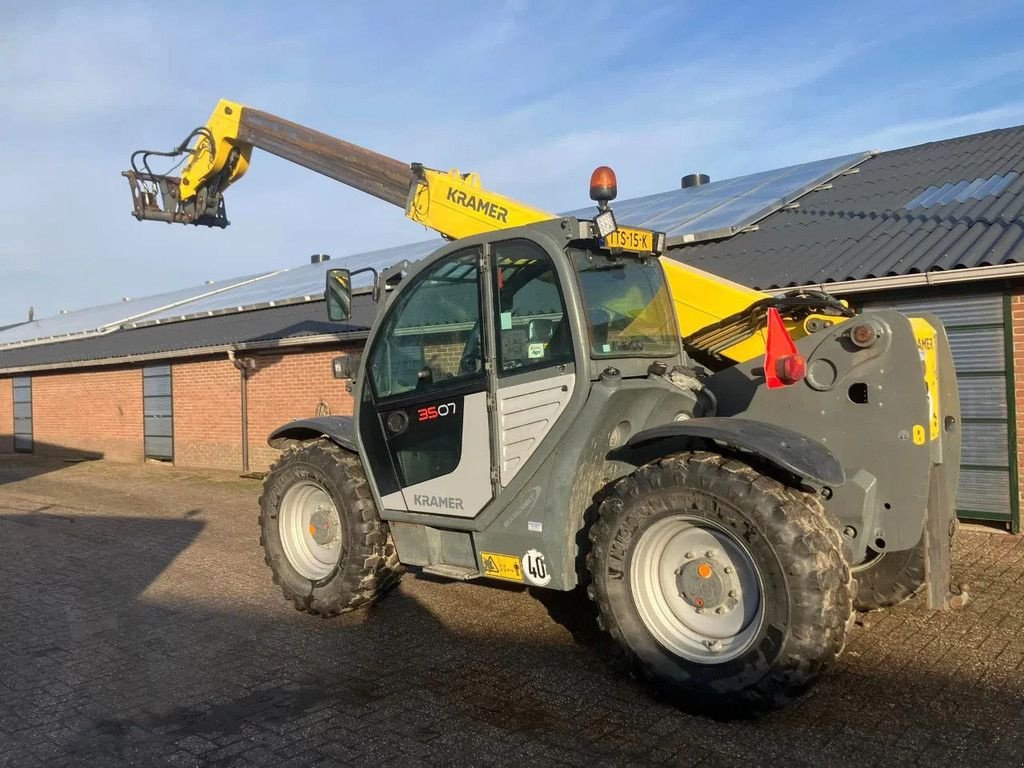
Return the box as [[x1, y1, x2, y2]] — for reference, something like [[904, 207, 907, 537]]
[[488, 239, 577, 487], [361, 248, 494, 518]]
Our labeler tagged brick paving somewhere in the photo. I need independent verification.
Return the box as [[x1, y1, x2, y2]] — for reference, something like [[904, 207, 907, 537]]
[[1, 455, 1023, 767]]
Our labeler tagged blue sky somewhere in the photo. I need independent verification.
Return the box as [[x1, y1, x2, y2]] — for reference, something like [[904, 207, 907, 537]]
[[2, 0, 1024, 325]]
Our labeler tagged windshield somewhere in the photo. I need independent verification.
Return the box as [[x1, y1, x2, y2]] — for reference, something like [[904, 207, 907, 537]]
[[574, 250, 679, 358]]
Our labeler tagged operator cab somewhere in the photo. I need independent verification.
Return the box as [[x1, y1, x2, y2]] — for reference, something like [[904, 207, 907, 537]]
[[322, 170, 679, 520]]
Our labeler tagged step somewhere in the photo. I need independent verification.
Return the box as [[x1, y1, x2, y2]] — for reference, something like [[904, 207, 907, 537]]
[[420, 563, 481, 581]]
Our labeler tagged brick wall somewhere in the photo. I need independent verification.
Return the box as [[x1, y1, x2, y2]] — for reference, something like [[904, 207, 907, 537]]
[[31, 367, 144, 462], [423, 331, 468, 378], [245, 347, 357, 471], [172, 357, 242, 471], [0, 377, 12, 453], [0, 345, 360, 471]]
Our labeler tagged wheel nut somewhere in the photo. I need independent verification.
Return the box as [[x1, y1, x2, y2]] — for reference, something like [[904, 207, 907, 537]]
[[723, 566, 733, 574], [728, 590, 737, 598], [715, 606, 726, 614], [684, 551, 695, 559], [695, 607, 705, 614], [705, 550, 716, 558]]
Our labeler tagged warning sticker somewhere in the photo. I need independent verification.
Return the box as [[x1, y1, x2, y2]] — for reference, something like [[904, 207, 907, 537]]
[[480, 551, 524, 582]]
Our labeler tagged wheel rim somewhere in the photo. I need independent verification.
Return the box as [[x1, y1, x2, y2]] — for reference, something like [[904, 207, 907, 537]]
[[629, 515, 764, 664], [279, 480, 342, 581]]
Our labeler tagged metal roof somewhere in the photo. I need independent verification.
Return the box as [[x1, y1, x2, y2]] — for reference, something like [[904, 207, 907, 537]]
[[669, 125, 1024, 289], [0, 272, 275, 349], [124, 239, 441, 329], [0, 297, 375, 372], [0, 243, 437, 351]]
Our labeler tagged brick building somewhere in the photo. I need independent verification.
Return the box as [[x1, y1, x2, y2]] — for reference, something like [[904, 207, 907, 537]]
[[3, 124, 1024, 530], [0, 299, 373, 473]]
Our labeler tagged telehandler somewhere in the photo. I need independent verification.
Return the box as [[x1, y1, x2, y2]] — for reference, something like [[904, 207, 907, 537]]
[[125, 100, 962, 711]]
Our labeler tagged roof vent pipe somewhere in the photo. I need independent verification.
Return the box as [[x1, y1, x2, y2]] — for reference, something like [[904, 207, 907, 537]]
[[311, 253, 330, 264], [681, 173, 710, 189]]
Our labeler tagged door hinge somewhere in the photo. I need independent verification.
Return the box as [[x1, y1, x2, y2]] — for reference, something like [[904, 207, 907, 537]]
[[486, 392, 496, 410], [490, 467, 500, 484]]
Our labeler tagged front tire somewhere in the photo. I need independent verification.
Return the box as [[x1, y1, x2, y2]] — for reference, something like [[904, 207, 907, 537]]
[[259, 439, 402, 616], [587, 451, 852, 714]]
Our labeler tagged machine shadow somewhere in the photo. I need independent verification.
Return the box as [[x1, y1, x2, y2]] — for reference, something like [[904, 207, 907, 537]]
[[2, 511, 1022, 766], [0, 442, 105, 485]]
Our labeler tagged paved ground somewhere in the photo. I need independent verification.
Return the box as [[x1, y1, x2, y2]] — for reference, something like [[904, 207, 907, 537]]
[[1, 457, 1023, 767]]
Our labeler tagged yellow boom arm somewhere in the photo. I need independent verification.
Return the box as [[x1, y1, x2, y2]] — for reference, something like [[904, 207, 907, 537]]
[[123, 99, 840, 362]]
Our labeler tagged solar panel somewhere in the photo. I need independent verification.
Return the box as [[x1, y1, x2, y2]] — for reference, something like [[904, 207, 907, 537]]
[[0, 272, 275, 348], [333, 240, 442, 286], [127, 239, 442, 327], [905, 172, 1018, 210], [6, 150, 871, 348], [564, 151, 872, 246]]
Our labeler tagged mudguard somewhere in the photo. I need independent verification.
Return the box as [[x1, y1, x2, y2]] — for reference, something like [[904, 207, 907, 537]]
[[625, 416, 845, 488], [267, 416, 357, 453]]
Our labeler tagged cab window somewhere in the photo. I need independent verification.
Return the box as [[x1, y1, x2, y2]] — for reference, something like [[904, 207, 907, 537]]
[[493, 240, 572, 374], [368, 250, 482, 399], [574, 250, 678, 358]]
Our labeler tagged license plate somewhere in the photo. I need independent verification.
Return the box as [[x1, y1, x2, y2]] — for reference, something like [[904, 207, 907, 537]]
[[603, 227, 654, 253]]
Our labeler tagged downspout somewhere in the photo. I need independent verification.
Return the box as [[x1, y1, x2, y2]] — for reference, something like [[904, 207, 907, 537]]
[[228, 351, 254, 473]]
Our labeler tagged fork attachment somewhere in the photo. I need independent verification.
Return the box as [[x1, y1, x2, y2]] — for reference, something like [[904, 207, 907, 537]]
[[122, 170, 229, 228]]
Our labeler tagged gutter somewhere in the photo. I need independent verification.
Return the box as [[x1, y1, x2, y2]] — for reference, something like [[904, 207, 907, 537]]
[[770, 262, 1024, 296], [5, 262, 1023, 375], [0, 330, 370, 375]]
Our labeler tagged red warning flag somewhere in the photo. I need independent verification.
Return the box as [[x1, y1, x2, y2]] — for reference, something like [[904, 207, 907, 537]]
[[764, 307, 806, 389]]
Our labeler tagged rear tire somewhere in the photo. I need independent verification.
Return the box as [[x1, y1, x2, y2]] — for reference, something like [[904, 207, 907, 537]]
[[587, 451, 852, 714], [259, 439, 402, 616], [852, 534, 928, 612]]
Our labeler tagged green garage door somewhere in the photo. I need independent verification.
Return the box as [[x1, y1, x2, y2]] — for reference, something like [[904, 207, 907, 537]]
[[143, 365, 173, 461], [861, 291, 1017, 531], [12, 376, 32, 453]]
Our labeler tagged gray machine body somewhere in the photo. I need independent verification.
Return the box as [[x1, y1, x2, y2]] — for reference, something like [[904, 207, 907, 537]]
[[268, 218, 960, 594]]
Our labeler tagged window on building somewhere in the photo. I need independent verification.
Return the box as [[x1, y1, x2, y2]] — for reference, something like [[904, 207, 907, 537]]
[[143, 365, 173, 461], [12, 376, 32, 453]]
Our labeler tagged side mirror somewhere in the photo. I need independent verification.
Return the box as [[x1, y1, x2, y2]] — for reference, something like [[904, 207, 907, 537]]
[[331, 353, 361, 380], [325, 268, 352, 321]]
